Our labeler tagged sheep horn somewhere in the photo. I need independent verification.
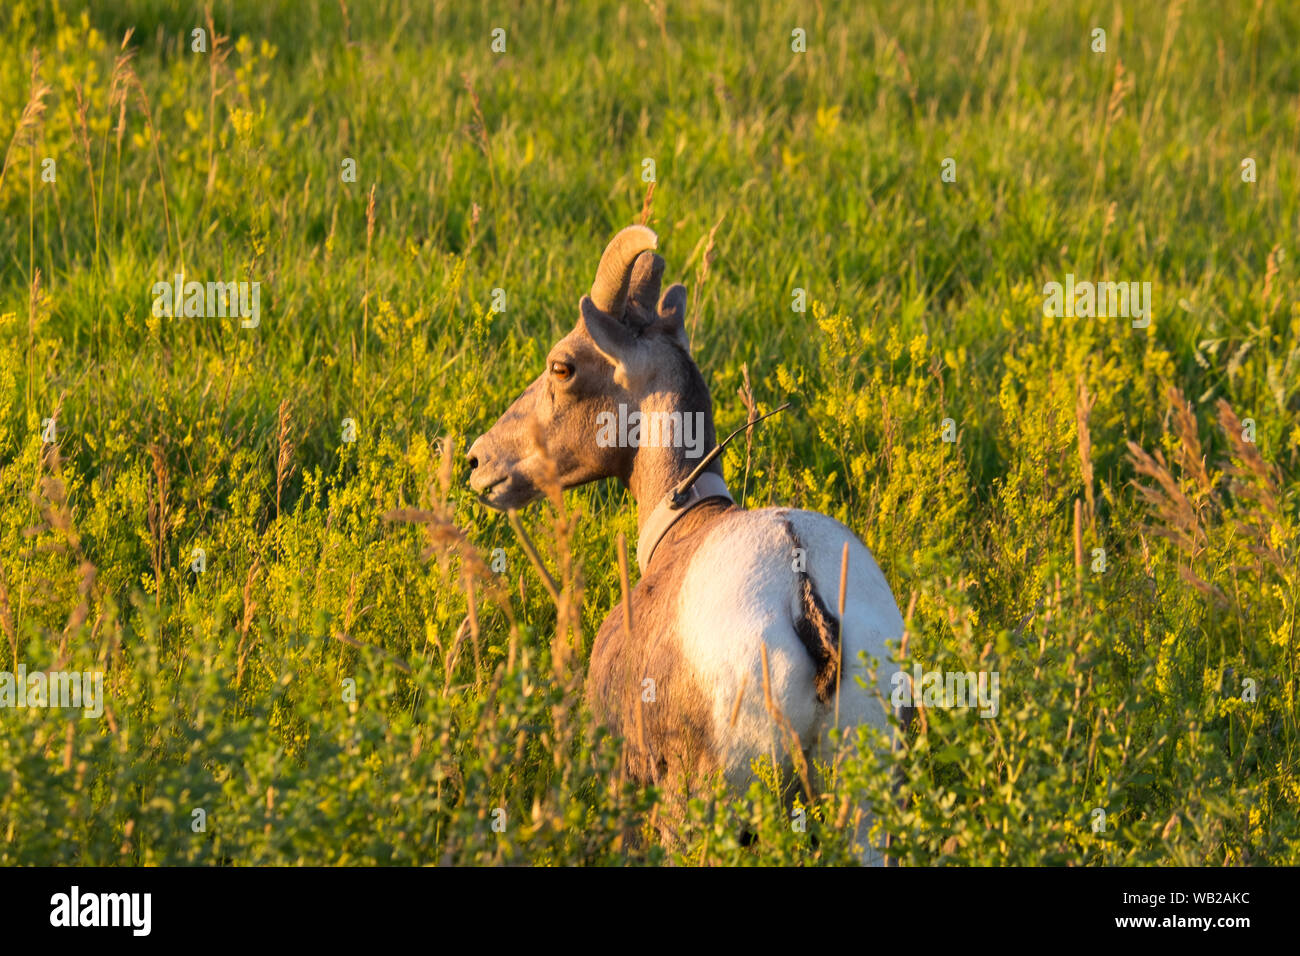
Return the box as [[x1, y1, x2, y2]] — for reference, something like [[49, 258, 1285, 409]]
[[589, 225, 658, 318], [626, 251, 666, 327]]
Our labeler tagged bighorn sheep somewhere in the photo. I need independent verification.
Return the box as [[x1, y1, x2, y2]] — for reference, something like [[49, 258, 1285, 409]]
[[468, 225, 904, 860]]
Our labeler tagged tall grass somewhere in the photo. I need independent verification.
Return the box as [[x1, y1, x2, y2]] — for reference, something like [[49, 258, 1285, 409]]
[[0, 0, 1296, 864]]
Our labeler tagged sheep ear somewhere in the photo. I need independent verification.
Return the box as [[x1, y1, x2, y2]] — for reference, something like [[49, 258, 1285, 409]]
[[580, 295, 636, 361], [653, 283, 689, 350], [581, 295, 653, 387]]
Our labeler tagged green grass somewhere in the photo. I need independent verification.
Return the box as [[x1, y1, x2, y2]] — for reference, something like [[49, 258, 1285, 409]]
[[0, 0, 1297, 865]]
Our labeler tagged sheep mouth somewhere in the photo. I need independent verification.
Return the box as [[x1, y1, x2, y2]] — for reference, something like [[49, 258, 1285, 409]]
[[469, 470, 505, 495], [471, 473, 539, 511]]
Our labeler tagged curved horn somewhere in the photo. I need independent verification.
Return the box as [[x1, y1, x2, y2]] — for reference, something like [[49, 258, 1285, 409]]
[[590, 225, 658, 317], [626, 251, 665, 327]]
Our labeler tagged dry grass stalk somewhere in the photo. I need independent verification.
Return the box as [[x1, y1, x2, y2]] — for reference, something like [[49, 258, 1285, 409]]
[[461, 73, 496, 193], [275, 398, 297, 521], [643, 0, 670, 49], [1169, 386, 1212, 494], [463, 576, 483, 681], [123, 66, 178, 264], [110, 31, 136, 153], [0, 556, 15, 666], [330, 630, 413, 675], [385, 504, 494, 581], [834, 541, 848, 732], [1125, 439, 1203, 556], [1127, 386, 1290, 608], [737, 363, 758, 503], [58, 562, 96, 668], [69, 84, 100, 251], [27, 270, 47, 409], [1107, 59, 1132, 125], [361, 183, 377, 371], [617, 531, 633, 642], [325, 570, 415, 675], [1076, 376, 1096, 528], [639, 179, 656, 226], [1262, 244, 1282, 316], [203, 6, 231, 199], [235, 559, 262, 687], [688, 214, 725, 341], [516, 419, 588, 695], [1073, 497, 1084, 596], [899, 591, 928, 736], [1216, 400, 1286, 574], [145, 444, 171, 613], [337, 0, 353, 43], [22, 446, 104, 673], [727, 675, 748, 729], [0, 51, 50, 198], [759, 643, 814, 803], [439, 617, 471, 694], [387, 437, 519, 692], [507, 510, 560, 603]]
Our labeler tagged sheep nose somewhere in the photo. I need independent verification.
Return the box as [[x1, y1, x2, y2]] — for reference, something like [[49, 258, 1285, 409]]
[[466, 435, 488, 474], [466, 436, 505, 496]]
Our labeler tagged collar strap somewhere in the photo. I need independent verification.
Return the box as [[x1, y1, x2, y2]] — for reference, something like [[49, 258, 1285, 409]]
[[636, 472, 733, 573]]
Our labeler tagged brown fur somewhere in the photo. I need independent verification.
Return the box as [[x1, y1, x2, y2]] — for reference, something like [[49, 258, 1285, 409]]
[[586, 498, 738, 795], [624, 343, 721, 513]]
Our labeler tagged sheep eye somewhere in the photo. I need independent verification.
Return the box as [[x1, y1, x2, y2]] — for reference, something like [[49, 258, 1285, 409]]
[[549, 361, 574, 382]]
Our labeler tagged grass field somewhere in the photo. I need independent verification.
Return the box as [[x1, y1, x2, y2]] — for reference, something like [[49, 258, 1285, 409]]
[[1, 0, 1297, 865]]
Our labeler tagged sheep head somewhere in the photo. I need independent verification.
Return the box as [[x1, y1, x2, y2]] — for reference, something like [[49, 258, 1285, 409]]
[[467, 225, 697, 510]]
